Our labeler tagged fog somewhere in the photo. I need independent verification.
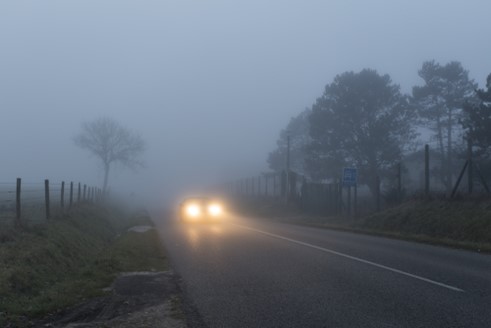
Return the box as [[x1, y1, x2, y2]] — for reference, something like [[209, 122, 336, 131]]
[[1, 1, 490, 205]]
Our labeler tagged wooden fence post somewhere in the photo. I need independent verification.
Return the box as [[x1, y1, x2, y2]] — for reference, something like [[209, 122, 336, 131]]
[[61, 181, 65, 209], [327, 184, 332, 214], [335, 181, 339, 214], [83, 184, 87, 201], [451, 161, 469, 198], [69, 182, 73, 207], [397, 162, 402, 202], [467, 138, 473, 194], [45, 179, 50, 220], [336, 178, 343, 215], [281, 171, 286, 200], [347, 185, 351, 217], [16, 178, 21, 226], [289, 172, 296, 202], [78, 183, 81, 202], [375, 176, 381, 212], [354, 184, 357, 218], [425, 144, 430, 195]]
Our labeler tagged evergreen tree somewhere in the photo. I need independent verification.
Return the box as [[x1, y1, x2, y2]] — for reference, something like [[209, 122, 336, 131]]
[[412, 60, 477, 192], [306, 69, 414, 196], [463, 73, 491, 158]]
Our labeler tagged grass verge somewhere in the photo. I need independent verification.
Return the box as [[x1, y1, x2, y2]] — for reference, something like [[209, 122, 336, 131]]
[[232, 197, 491, 253], [353, 198, 491, 252], [0, 203, 167, 327]]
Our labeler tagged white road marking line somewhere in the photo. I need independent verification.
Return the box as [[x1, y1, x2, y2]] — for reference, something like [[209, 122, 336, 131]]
[[232, 223, 464, 293]]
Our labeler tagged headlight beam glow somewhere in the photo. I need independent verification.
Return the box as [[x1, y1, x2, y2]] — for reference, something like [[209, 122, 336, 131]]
[[208, 204, 222, 216], [186, 204, 201, 217]]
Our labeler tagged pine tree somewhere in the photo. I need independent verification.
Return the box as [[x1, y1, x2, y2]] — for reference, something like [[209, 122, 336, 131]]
[[463, 73, 491, 158], [412, 61, 477, 192]]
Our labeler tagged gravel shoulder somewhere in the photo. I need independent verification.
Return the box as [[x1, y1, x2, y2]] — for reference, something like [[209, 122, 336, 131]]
[[39, 271, 187, 328]]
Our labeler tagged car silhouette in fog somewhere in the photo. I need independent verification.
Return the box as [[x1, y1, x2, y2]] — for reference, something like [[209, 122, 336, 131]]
[[179, 197, 225, 222]]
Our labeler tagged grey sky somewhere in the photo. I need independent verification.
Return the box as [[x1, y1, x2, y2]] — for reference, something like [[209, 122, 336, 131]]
[[1, 1, 490, 204]]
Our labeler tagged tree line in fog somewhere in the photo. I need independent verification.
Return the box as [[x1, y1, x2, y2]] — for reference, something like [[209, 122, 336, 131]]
[[268, 60, 491, 195]]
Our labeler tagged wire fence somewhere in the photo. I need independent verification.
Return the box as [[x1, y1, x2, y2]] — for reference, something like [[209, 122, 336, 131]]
[[0, 178, 103, 227], [218, 144, 491, 217]]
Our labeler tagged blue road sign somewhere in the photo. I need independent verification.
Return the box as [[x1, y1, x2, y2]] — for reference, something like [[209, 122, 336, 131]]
[[342, 167, 357, 187]]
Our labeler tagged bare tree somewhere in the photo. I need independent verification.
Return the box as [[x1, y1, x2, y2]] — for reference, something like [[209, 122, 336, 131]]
[[268, 107, 312, 175], [74, 117, 145, 193]]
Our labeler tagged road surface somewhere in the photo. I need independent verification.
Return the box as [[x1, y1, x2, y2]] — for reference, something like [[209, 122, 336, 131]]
[[156, 212, 491, 327]]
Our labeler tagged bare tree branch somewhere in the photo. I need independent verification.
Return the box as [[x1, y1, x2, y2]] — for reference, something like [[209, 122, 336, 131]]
[[74, 117, 145, 193]]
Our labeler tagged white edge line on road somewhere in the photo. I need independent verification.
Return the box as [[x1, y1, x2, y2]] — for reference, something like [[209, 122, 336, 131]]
[[232, 223, 464, 293]]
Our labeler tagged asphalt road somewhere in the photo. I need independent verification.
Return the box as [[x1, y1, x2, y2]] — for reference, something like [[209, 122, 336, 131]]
[[156, 212, 491, 328]]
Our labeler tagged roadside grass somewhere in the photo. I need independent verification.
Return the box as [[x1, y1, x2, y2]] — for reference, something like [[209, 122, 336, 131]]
[[354, 198, 491, 252], [0, 203, 167, 327], [232, 197, 491, 253]]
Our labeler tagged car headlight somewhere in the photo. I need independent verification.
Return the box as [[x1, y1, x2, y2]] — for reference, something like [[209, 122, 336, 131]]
[[208, 204, 222, 216], [186, 204, 201, 217]]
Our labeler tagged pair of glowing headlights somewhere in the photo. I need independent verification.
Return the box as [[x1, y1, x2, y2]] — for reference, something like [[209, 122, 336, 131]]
[[185, 203, 223, 217]]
